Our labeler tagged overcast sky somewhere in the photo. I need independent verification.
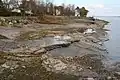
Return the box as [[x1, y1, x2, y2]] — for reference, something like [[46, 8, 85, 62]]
[[53, 0, 120, 16]]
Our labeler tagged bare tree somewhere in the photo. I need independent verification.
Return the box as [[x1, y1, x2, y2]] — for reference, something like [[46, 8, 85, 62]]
[[71, 4, 75, 16], [49, 2, 54, 15], [0, 0, 3, 8], [38, 0, 45, 14], [9, 0, 19, 9], [2, 0, 9, 9], [61, 3, 65, 15], [45, 0, 50, 14]]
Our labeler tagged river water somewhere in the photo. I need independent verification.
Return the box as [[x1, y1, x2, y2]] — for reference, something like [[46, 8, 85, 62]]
[[97, 16, 120, 62]]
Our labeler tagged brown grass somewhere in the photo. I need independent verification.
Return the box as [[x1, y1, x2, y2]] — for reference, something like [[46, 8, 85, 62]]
[[38, 15, 69, 25]]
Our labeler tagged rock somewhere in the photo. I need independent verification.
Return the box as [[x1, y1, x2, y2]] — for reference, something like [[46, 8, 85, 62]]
[[11, 47, 46, 54], [62, 35, 71, 41], [89, 67, 92, 69], [41, 54, 49, 60], [42, 56, 67, 71], [22, 66, 26, 68], [54, 35, 72, 41], [79, 78, 94, 80], [9, 22, 13, 25], [34, 48, 46, 54], [0, 18, 5, 22], [28, 47, 38, 52], [78, 68, 83, 71], [107, 76, 112, 80], [0, 67, 5, 74], [115, 72, 120, 75], [84, 29, 96, 34], [0, 34, 9, 39], [0, 22, 1, 25], [1, 64, 10, 69], [53, 60, 67, 71], [87, 78, 94, 80], [8, 74, 14, 79], [11, 9, 21, 13], [98, 42, 103, 45], [54, 35, 62, 40], [1, 61, 19, 70], [12, 20, 17, 24], [80, 71, 98, 79]]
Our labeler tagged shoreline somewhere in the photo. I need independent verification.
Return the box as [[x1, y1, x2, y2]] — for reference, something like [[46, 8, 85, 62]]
[[0, 16, 119, 80]]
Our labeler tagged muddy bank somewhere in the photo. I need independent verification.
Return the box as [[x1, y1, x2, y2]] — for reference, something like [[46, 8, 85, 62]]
[[0, 17, 120, 80]]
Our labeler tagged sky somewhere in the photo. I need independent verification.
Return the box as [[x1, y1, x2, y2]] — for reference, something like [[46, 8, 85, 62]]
[[53, 0, 120, 16]]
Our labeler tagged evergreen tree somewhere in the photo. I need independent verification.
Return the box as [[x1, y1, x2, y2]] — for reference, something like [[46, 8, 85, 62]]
[[80, 7, 89, 17]]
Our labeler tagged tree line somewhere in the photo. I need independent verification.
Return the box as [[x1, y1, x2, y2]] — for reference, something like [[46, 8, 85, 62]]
[[0, 0, 89, 17]]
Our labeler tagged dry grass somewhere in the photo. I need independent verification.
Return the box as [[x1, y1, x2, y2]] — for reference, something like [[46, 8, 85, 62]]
[[38, 15, 70, 25], [16, 30, 48, 40]]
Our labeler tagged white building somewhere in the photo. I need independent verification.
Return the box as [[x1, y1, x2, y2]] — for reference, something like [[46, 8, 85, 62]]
[[75, 7, 80, 16], [75, 9, 80, 16]]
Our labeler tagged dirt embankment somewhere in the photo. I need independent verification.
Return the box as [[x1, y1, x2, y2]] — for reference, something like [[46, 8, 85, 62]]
[[1, 16, 119, 80]]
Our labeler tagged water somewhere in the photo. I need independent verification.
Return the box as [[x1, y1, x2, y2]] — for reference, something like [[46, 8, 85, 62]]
[[97, 16, 120, 62]]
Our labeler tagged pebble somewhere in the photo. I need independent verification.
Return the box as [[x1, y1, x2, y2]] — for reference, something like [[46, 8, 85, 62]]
[[89, 67, 92, 69], [78, 68, 83, 71], [107, 76, 112, 80], [9, 22, 13, 25], [22, 66, 26, 68]]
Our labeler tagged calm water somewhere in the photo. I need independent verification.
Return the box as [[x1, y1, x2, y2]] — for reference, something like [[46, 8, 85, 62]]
[[97, 16, 120, 62]]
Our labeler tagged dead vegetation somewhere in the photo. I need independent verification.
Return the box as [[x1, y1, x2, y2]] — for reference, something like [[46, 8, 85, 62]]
[[16, 30, 49, 40], [38, 15, 70, 25], [0, 15, 71, 28]]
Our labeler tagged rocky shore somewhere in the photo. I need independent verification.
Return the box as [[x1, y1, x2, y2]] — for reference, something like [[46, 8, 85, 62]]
[[0, 16, 120, 80]]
